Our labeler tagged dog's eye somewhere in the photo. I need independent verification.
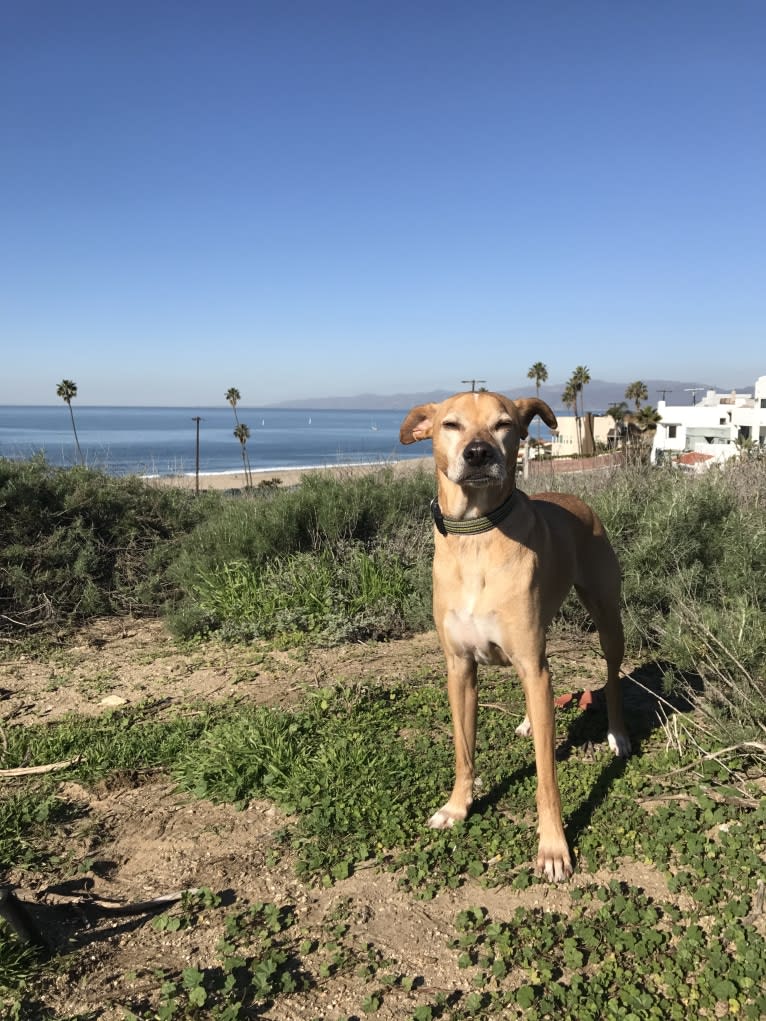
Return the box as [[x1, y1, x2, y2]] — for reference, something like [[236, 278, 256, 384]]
[[495, 419, 514, 431], [442, 420, 461, 431]]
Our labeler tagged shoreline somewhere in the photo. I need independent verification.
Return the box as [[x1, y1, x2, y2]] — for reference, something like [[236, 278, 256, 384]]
[[147, 456, 433, 492]]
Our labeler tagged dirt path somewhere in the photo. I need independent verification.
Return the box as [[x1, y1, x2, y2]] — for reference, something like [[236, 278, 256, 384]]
[[0, 619, 446, 725]]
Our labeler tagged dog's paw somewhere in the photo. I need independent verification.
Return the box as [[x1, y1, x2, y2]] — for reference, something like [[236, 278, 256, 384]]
[[427, 805, 467, 830], [536, 842, 573, 883], [515, 715, 532, 738], [608, 731, 632, 758]]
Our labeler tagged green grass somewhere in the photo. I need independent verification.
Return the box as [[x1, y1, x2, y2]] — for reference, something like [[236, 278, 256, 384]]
[[2, 671, 766, 1017], [166, 466, 435, 642], [535, 459, 766, 666], [0, 455, 216, 636], [185, 538, 429, 643]]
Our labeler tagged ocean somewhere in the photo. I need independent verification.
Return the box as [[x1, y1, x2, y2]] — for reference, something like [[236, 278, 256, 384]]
[[0, 405, 433, 478]]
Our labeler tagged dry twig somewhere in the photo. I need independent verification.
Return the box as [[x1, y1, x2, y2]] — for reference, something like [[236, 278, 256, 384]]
[[0, 756, 85, 779]]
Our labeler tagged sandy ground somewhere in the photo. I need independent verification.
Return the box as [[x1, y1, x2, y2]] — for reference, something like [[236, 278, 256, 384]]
[[147, 456, 433, 492]]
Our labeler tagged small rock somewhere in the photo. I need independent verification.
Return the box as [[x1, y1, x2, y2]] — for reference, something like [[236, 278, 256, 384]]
[[99, 694, 128, 707]]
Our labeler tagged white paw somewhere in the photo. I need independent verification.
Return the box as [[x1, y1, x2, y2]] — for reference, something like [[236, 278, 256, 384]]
[[515, 715, 532, 738], [427, 805, 467, 829], [608, 731, 632, 757], [536, 844, 573, 883], [428, 810, 456, 830]]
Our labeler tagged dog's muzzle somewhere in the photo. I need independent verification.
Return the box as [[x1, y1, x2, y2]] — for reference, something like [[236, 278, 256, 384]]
[[455, 441, 504, 486]]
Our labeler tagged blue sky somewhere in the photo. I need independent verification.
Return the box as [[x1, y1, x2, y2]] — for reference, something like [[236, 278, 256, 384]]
[[2, 0, 764, 406]]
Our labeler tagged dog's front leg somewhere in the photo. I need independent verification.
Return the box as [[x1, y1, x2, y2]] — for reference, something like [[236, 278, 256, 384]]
[[519, 658, 573, 882], [429, 654, 478, 829]]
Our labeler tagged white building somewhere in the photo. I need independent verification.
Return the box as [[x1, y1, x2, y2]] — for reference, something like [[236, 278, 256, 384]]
[[548, 413, 614, 457], [650, 375, 766, 466]]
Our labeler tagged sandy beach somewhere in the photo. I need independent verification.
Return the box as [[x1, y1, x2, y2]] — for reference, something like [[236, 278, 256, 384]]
[[148, 456, 433, 492]]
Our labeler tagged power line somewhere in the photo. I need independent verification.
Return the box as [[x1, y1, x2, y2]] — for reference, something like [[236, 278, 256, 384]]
[[656, 389, 673, 401]]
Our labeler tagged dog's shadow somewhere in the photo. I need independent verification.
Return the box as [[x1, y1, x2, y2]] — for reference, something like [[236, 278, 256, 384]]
[[471, 660, 699, 857]]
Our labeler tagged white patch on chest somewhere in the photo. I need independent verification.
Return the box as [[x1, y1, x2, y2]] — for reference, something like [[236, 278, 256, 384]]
[[444, 608, 509, 665]]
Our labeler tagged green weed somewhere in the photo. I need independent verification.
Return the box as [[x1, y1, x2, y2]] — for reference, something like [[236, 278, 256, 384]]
[[187, 539, 424, 643], [0, 455, 213, 638], [167, 467, 434, 641], [125, 900, 308, 1019]]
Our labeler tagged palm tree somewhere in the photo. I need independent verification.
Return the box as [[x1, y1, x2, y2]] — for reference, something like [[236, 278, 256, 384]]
[[561, 380, 580, 456], [527, 362, 548, 443], [625, 381, 648, 412], [225, 387, 241, 425], [628, 404, 662, 464], [635, 405, 661, 431], [571, 365, 591, 456], [571, 365, 590, 419], [56, 379, 84, 465], [564, 373, 583, 456], [233, 422, 253, 489]]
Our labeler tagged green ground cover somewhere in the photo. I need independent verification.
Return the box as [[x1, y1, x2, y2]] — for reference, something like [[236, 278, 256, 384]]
[[1, 455, 764, 1017]]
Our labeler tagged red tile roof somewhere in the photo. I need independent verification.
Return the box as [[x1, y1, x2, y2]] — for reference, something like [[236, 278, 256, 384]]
[[677, 451, 715, 465]]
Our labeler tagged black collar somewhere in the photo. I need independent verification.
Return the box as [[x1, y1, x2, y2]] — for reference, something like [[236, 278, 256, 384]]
[[430, 491, 515, 536]]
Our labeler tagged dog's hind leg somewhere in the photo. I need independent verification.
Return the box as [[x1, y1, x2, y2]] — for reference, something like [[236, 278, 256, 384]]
[[428, 655, 478, 829], [574, 571, 631, 758]]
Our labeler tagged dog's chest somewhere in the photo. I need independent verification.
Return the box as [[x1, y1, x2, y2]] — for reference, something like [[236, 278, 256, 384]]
[[443, 606, 510, 665]]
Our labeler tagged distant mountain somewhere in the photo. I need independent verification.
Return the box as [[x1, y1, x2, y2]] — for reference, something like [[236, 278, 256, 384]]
[[269, 379, 722, 414], [271, 389, 455, 411]]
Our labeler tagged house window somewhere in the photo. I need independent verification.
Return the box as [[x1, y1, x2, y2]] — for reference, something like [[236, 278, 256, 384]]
[[668, 425, 677, 439], [761, 398, 766, 409]]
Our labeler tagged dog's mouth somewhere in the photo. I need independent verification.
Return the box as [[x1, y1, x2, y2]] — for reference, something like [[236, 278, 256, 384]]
[[461, 474, 501, 488], [450, 463, 506, 488]]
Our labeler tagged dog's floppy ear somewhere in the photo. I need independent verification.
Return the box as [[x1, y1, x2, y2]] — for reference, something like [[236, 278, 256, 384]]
[[513, 399, 558, 440], [399, 403, 436, 444]]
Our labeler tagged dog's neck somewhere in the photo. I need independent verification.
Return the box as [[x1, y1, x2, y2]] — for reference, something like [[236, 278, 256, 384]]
[[435, 473, 516, 522]]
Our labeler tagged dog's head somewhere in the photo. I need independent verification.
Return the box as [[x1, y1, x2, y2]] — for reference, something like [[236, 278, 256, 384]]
[[400, 391, 558, 489]]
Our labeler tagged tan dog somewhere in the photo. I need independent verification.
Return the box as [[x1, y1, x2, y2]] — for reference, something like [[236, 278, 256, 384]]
[[400, 390, 630, 881]]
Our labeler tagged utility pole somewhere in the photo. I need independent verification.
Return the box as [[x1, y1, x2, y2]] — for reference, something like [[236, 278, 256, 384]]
[[461, 379, 487, 392], [191, 416, 202, 494], [684, 388, 704, 406], [657, 389, 673, 401]]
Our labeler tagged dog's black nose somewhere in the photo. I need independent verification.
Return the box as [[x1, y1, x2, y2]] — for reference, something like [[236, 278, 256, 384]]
[[463, 441, 494, 467]]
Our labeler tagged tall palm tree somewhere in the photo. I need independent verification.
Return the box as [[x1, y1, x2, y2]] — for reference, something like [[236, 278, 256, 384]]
[[527, 362, 548, 443], [571, 365, 590, 421], [564, 372, 584, 456], [233, 422, 253, 489], [225, 387, 241, 425], [625, 381, 648, 412], [571, 365, 590, 454], [561, 380, 580, 456], [56, 379, 84, 465]]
